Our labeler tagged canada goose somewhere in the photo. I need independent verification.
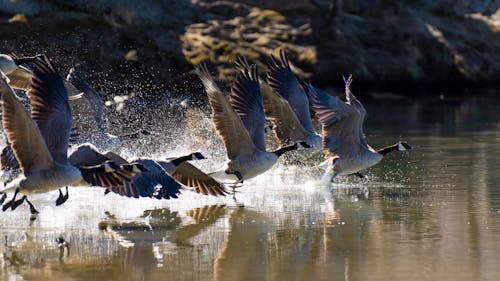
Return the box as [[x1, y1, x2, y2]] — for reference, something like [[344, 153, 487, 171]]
[[68, 143, 182, 199], [66, 69, 148, 150], [0, 53, 40, 91], [0, 56, 148, 214], [307, 75, 412, 182], [0, 53, 83, 101], [103, 151, 227, 196], [196, 61, 310, 184], [263, 49, 321, 150]]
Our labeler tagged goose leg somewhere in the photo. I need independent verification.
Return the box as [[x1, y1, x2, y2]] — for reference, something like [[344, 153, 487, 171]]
[[354, 172, 365, 179], [11, 195, 27, 211], [0, 193, 6, 205], [55, 186, 69, 206], [232, 171, 243, 183], [2, 188, 19, 211], [25, 198, 39, 215]]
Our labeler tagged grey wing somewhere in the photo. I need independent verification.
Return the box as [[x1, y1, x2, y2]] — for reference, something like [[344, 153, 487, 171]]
[[196, 63, 256, 159], [68, 145, 168, 198], [79, 161, 155, 198], [267, 49, 316, 134], [68, 143, 110, 167], [131, 159, 182, 199], [229, 64, 266, 151], [307, 83, 351, 127], [67, 72, 107, 134], [343, 75, 368, 148], [0, 71, 54, 172], [7, 66, 33, 91], [0, 144, 19, 171], [261, 81, 308, 145], [28, 56, 72, 164], [307, 83, 355, 155], [170, 162, 227, 196]]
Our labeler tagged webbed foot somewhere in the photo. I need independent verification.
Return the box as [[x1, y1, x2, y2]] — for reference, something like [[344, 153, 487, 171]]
[[55, 187, 69, 206]]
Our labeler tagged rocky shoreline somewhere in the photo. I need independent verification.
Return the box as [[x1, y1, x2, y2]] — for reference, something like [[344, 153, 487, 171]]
[[1, 0, 500, 97]]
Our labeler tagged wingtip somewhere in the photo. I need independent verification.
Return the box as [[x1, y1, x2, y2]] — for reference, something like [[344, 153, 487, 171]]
[[343, 74, 353, 90]]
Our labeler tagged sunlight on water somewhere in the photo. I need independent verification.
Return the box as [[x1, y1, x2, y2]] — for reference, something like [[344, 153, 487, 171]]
[[1, 94, 500, 281]]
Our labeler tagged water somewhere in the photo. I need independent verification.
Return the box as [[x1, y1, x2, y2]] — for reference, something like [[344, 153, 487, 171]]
[[1, 94, 499, 281]]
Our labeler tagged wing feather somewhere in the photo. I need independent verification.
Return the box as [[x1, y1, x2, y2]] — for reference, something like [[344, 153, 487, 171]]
[[229, 63, 266, 151], [170, 162, 227, 196], [267, 49, 316, 134], [196, 63, 256, 159], [0, 72, 53, 172], [7, 66, 33, 91], [28, 56, 72, 163], [261, 81, 308, 145]]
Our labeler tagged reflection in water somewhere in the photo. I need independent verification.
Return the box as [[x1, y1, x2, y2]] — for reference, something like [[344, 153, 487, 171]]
[[0, 96, 500, 281]]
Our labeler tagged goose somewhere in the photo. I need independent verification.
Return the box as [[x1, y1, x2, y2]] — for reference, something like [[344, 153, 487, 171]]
[[0, 56, 150, 214], [68, 143, 183, 199], [65, 68, 148, 150], [0, 53, 41, 91], [102, 151, 227, 196], [264, 49, 321, 150], [0, 53, 84, 101], [306, 75, 412, 182], [196, 60, 310, 184]]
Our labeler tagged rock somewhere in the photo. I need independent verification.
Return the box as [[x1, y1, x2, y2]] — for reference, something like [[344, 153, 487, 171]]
[[1, 0, 500, 96], [181, 7, 316, 81]]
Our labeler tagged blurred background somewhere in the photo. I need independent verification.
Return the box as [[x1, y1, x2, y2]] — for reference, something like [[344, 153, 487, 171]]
[[2, 0, 500, 95]]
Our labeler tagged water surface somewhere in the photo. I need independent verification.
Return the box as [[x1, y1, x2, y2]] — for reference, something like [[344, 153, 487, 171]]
[[1, 94, 499, 281]]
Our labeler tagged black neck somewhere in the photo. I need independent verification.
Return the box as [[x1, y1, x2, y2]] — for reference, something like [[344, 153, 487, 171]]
[[377, 143, 400, 156], [171, 154, 193, 166], [272, 143, 298, 157]]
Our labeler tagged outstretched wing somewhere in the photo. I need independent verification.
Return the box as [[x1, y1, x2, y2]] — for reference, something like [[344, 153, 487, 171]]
[[170, 161, 227, 196], [120, 159, 182, 199], [229, 63, 266, 151], [261, 81, 308, 145], [196, 63, 256, 159], [67, 70, 107, 135], [68, 143, 166, 198], [28, 56, 72, 164], [7, 66, 33, 91], [307, 83, 356, 156], [343, 75, 369, 149], [267, 49, 316, 134], [0, 71, 54, 172]]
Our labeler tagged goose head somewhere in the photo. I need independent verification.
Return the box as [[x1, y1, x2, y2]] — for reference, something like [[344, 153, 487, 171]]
[[397, 141, 412, 151], [191, 152, 206, 160], [297, 141, 311, 150]]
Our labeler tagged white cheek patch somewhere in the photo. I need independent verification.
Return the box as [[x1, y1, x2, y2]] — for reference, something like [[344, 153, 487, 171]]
[[132, 165, 143, 173], [398, 143, 406, 151]]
